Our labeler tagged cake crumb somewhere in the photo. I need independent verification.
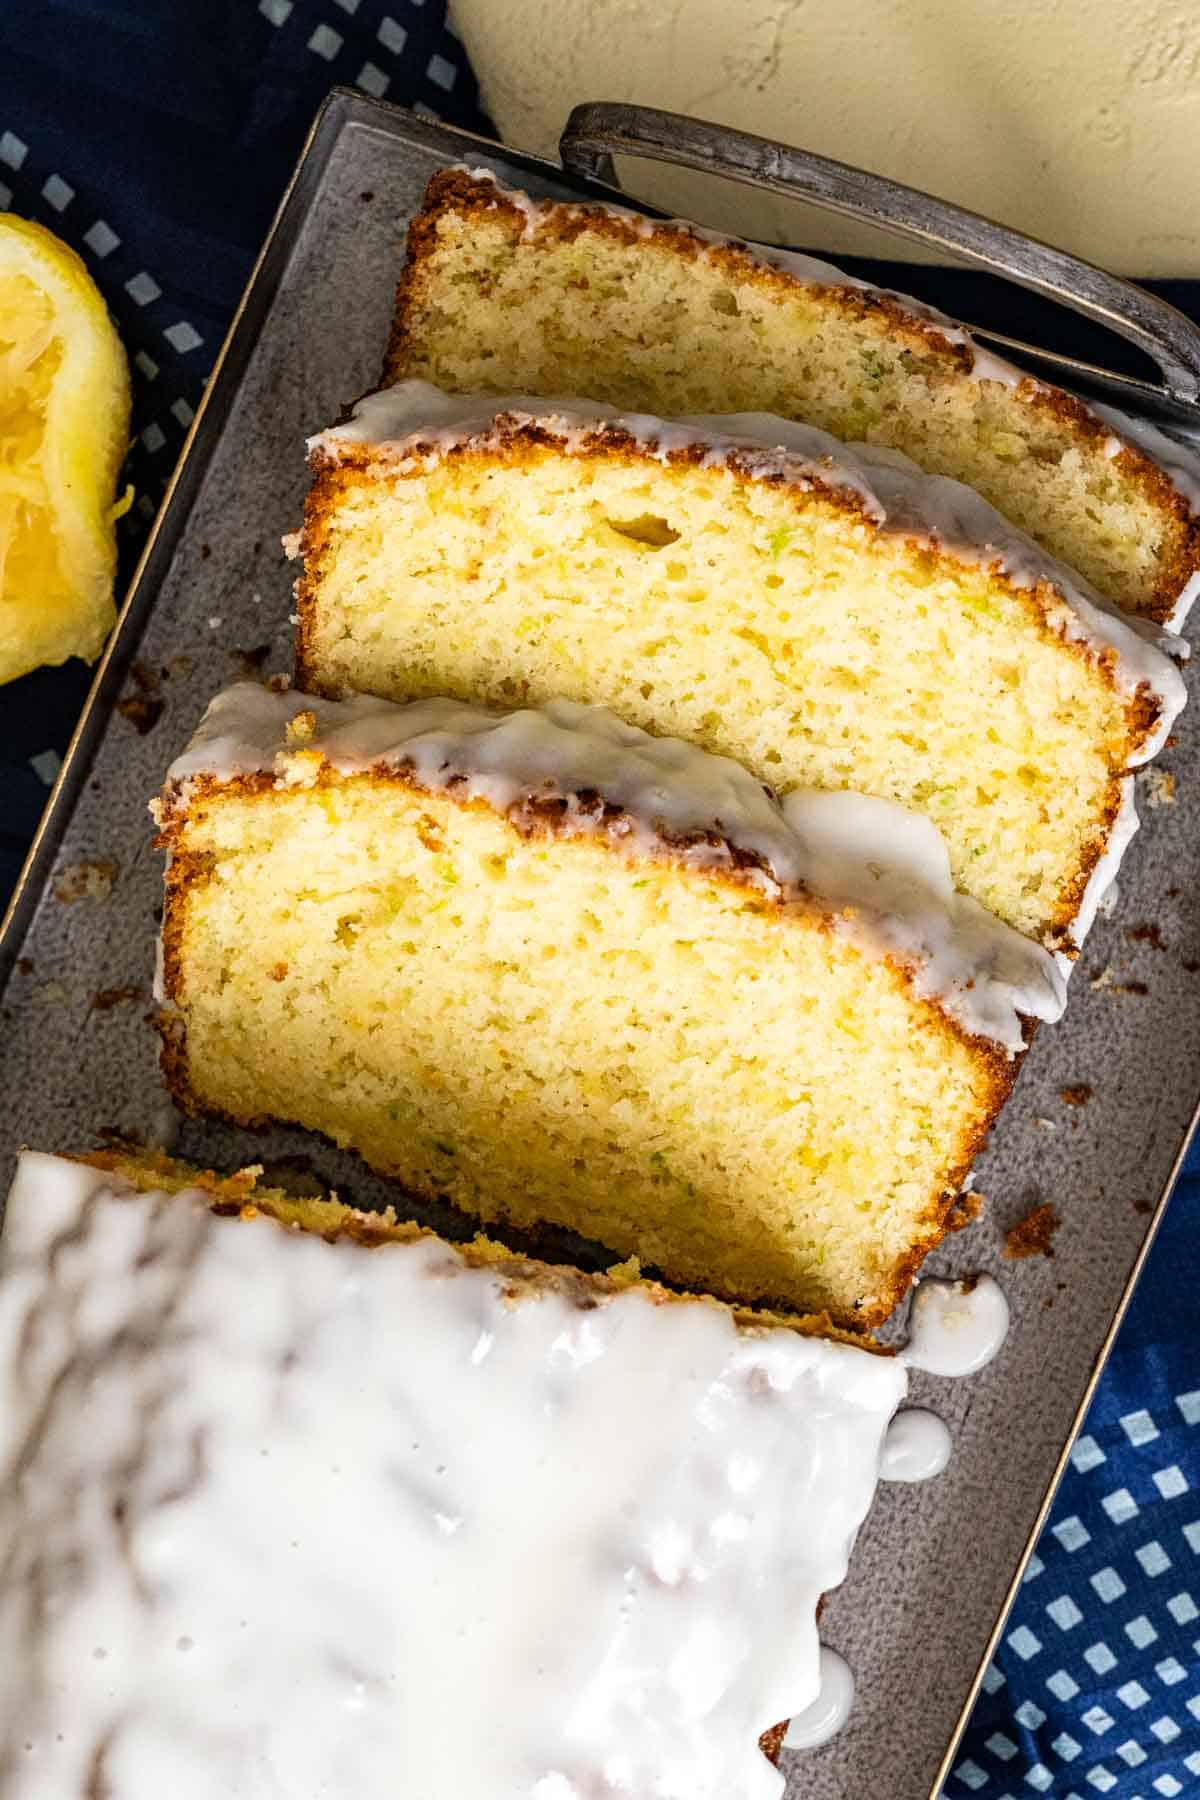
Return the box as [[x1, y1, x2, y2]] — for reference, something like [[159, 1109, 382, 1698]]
[[1126, 922, 1166, 950], [1142, 768, 1176, 807], [281, 529, 302, 560], [230, 643, 271, 676], [1034, 1116, 1057, 1130], [92, 985, 143, 1012], [54, 859, 117, 904], [169, 654, 194, 679], [1004, 1201, 1060, 1260], [266, 673, 291, 694], [286, 710, 317, 745], [1089, 965, 1148, 994], [116, 694, 165, 735], [944, 1189, 984, 1233], [1060, 1084, 1093, 1107], [34, 979, 71, 1006]]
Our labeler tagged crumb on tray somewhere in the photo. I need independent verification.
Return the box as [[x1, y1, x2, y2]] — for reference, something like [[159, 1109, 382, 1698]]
[[1004, 1201, 1060, 1260], [54, 858, 117, 904]]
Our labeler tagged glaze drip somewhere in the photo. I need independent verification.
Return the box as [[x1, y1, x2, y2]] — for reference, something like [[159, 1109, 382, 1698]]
[[901, 1274, 1011, 1377]]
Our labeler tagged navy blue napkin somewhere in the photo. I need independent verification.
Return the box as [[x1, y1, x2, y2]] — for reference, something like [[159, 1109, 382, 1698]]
[[0, 7, 1196, 1792]]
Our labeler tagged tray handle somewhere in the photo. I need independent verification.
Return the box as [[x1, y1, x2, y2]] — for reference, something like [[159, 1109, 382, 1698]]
[[559, 102, 1200, 405]]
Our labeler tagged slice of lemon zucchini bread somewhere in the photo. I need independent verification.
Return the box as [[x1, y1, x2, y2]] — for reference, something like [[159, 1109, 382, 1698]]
[[154, 683, 1065, 1327], [386, 166, 1200, 629], [297, 382, 1186, 951], [0, 1147, 904, 1796]]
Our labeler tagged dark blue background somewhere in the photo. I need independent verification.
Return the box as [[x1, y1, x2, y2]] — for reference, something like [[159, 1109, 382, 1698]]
[[0, 6, 1195, 1792]]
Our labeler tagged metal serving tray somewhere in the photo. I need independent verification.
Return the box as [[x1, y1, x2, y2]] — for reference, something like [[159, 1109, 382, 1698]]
[[1, 88, 1198, 1800]]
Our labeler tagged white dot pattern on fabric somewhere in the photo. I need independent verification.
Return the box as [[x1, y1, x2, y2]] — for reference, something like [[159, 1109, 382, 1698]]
[[125, 270, 162, 305], [0, 129, 27, 169], [945, 1379, 1200, 1799], [1073, 1436, 1108, 1473], [259, 0, 293, 20], [28, 749, 62, 787], [308, 21, 343, 57], [1135, 1541, 1171, 1577], [41, 173, 73, 210], [956, 1763, 990, 1792], [379, 14, 407, 51], [164, 320, 203, 353], [357, 61, 390, 95], [1092, 1567, 1128, 1601], [1153, 1466, 1188, 1499], [1103, 1488, 1139, 1523], [426, 49, 456, 88], [1121, 1410, 1160, 1447], [83, 219, 120, 256], [1054, 1516, 1093, 1553]]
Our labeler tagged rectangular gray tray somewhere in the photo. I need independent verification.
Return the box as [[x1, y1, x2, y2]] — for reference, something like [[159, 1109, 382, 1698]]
[[2, 88, 1198, 1800]]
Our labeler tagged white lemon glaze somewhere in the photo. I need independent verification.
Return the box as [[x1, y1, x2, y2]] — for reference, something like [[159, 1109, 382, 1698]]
[[0, 1152, 905, 1800], [163, 683, 1067, 1052]]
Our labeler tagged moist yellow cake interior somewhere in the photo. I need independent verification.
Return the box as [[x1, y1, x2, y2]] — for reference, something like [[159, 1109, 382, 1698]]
[[303, 447, 1134, 944], [163, 776, 1006, 1326], [390, 199, 1189, 621]]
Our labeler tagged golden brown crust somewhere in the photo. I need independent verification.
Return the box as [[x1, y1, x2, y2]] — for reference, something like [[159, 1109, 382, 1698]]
[[387, 167, 1200, 627], [155, 759, 1017, 1331], [296, 424, 1152, 947], [759, 1721, 788, 1764]]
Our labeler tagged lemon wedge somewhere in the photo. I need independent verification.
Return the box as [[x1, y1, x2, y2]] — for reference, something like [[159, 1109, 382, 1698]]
[[0, 214, 131, 685]]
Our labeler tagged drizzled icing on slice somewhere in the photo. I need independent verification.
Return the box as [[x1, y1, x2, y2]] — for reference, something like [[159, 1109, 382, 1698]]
[[165, 683, 1067, 1052], [0, 1152, 906, 1800], [316, 380, 1187, 751]]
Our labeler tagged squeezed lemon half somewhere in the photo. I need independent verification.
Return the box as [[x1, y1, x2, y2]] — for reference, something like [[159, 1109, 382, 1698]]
[[0, 215, 131, 685]]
